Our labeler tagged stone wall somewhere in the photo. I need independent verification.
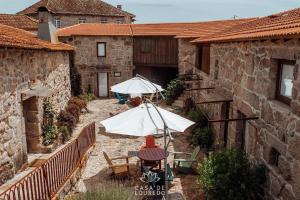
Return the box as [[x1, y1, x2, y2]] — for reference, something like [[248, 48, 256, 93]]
[[61, 36, 134, 96], [30, 13, 132, 28], [178, 38, 197, 75], [179, 39, 300, 200], [0, 48, 71, 185]]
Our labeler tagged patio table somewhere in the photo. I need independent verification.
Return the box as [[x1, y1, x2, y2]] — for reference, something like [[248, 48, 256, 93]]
[[138, 148, 169, 172]]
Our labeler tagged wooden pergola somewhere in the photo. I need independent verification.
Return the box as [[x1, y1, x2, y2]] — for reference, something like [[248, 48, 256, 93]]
[[194, 89, 258, 146]]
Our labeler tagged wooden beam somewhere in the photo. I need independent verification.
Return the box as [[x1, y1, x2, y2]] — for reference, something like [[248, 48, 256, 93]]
[[196, 99, 233, 104], [208, 117, 259, 123], [185, 87, 215, 91]]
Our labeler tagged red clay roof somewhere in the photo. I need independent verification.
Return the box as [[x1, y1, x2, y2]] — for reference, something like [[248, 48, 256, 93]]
[[57, 20, 252, 37], [57, 23, 132, 37], [193, 8, 300, 43], [175, 18, 256, 39], [0, 14, 38, 31], [18, 0, 135, 18], [0, 24, 73, 51]]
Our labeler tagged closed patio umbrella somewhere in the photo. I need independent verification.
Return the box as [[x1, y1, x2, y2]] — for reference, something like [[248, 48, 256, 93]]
[[100, 102, 194, 200]]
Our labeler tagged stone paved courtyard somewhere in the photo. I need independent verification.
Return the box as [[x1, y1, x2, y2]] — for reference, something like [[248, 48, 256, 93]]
[[71, 99, 204, 200]]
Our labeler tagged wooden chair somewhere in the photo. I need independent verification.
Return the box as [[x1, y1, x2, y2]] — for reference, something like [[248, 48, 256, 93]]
[[173, 146, 200, 173], [141, 135, 159, 149], [103, 152, 131, 177], [114, 93, 127, 104]]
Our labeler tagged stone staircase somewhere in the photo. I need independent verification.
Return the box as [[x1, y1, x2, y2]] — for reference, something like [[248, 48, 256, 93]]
[[172, 91, 190, 108]]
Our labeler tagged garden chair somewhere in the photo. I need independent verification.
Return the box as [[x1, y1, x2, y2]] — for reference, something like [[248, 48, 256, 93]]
[[103, 152, 131, 177], [141, 135, 159, 149], [114, 92, 127, 104], [173, 146, 200, 173]]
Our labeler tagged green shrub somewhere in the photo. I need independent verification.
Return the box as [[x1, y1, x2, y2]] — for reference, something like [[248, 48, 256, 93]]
[[67, 183, 137, 200], [68, 96, 87, 112], [198, 148, 266, 200], [188, 107, 209, 127], [81, 93, 94, 103], [42, 124, 57, 146], [65, 103, 81, 122], [164, 78, 184, 105], [42, 98, 57, 146], [57, 110, 77, 133], [58, 126, 70, 144], [192, 127, 213, 149]]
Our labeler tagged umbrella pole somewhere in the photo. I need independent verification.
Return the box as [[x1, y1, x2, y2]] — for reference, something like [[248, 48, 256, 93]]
[[164, 125, 168, 200]]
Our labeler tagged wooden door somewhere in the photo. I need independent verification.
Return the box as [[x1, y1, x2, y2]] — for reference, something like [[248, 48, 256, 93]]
[[98, 72, 108, 97]]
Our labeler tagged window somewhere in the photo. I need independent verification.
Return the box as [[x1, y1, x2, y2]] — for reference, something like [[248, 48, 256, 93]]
[[276, 60, 295, 105], [101, 18, 108, 23], [78, 18, 86, 24], [197, 46, 210, 74], [54, 18, 61, 28], [269, 147, 280, 167], [97, 42, 106, 57]]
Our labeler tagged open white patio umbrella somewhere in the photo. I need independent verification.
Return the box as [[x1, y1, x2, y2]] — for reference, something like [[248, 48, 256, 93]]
[[110, 75, 164, 94], [100, 102, 194, 200], [101, 103, 194, 136]]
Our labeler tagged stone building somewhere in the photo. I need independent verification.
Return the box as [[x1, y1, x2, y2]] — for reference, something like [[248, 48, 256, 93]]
[[0, 22, 72, 185], [57, 23, 133, 97], [18, 0, 135, 28], [56, 20, 250, 95], [176, 8, 300, 200]]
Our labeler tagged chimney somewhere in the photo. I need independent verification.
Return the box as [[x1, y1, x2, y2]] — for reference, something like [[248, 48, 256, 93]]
[[37, 7, 58, 44], [117, 5, 122, 10]]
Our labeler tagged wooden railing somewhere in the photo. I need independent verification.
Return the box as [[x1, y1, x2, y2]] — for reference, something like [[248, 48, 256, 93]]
[[0, 122, 96, 200]]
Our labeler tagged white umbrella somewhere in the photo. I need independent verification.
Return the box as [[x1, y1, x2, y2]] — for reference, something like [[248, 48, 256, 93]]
[[100, 103, 194, 136], [100, 102, 194, 200], [111, 76, 164, 94]]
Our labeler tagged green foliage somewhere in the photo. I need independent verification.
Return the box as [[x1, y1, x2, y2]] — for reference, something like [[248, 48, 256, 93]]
[[42, 98, 57, 146], [58, 126, 70, 144], [192, 127, 213, 149], [164, 78, 184, 105], [188, 107, 209, 127], [67, 183, 137, 200], [81, 93, 94, 103], [198, 148, 266, 200], [57, 110, 77, 133]]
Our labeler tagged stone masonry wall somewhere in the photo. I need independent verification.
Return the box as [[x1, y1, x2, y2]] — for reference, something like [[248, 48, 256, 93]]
[[61, 36, 134, 96], [0, 48, 71, 185], [30, 13, 132, 28], [179, 39, 300, 200]]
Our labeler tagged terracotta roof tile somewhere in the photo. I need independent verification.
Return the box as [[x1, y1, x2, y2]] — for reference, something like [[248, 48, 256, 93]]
[[0, 24, 73, 51], [18, 0, 135, 18], [0, 14, 38, 31], [193, 7, 300, 43], [57, 23, 132, 37]]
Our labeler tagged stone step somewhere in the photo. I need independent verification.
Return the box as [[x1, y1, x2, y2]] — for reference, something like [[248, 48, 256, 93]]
[[172, 100, 184, 108]]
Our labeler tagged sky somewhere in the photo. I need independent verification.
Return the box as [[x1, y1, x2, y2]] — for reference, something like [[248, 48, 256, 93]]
[[0, 0, 300, 23]]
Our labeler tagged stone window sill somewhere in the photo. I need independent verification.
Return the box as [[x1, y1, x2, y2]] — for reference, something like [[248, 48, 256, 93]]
[[269, 100, 292, 113]]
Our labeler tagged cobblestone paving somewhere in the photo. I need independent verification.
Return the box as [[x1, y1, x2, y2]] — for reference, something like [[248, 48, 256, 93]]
[[74, 99, 204, 200]]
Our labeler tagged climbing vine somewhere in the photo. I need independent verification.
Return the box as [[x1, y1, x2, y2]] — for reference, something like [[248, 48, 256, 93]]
[[42, 98, 57, 146]]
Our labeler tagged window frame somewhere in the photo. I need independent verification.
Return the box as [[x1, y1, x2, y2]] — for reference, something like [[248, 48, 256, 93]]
[[197, 45, 211, 74], [78, 18, 86, 24], [54, 18, 61, 28], [276, 59, 295, 105], [97, 42, 106, 57]]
